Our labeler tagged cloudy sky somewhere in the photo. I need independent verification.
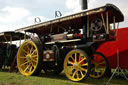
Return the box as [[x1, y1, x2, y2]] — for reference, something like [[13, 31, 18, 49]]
[[0, 0, 128, 32]]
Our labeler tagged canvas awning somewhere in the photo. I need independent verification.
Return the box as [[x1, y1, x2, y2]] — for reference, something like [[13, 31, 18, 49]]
[[15, 4, 124, 35], [0, 31, 30, 42]]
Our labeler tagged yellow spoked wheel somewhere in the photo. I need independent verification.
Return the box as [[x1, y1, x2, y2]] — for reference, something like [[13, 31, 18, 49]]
[[90, 52, 108, 78], [64, 49, 90, 81], [17, 39, 42, 76]]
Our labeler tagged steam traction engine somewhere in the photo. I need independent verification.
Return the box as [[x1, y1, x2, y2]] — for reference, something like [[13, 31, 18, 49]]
[[16, 4, 124, 81]]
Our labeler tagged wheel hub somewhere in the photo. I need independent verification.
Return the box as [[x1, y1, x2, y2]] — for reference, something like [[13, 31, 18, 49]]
[[26, 55, 31, 60], [73, 63, 80, 69]]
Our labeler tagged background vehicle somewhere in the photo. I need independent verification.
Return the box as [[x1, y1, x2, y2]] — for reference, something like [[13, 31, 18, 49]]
[[0, 31, 29, 71]]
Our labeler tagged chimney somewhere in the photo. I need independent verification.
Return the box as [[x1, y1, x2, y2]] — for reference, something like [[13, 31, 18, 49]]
[[81, 0, 88, 10], [81, 0, 88, 40]]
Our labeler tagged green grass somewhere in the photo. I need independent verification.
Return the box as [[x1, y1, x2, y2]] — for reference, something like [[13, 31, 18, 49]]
[[0, 69, 128, 85]]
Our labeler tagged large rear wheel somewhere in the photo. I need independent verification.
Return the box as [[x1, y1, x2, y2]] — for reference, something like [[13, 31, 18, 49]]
[[90, 52, 109, 78], [64, 49, 90, 81], [17, 39, 42, 76]]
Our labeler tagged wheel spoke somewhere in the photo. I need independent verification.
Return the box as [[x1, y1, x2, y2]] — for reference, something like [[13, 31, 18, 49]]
[[29, 65, 33, 72], [79, 57, 86, 64], [30, 61, 34, 67], [74, 53, 77, 63], [78, 56, 81, 62], [95, 72, 98, 76], [22, 49, 28, 54], [31, 61, 36, 68], [26, 44, 31, 52], [99, 68, 105, 71], [91, 69, 95, 75], [20, 56, 26, 59], [80, 70, 84, 77], [31, 58, 37, 63], [30, 45, 34, 54], [31, 54, 37, 58], [31, 50, 36, 56], [98, 57, 103, 62], [24, 65, 30, 72], [98, 61, 105, 65], [68, 61, 74, 65], [72, 70, 77, 78], [91, 67, 95, 71], [20, 61, 29, 67], [33, 57, 38, 60], [70, 56, 75, 61], [81, 63, 88, 66], [80, 67, 87, 72], [76, 71, 79, 79]]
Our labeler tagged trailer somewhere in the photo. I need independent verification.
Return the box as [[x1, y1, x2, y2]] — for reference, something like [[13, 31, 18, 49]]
[[15, 4, 124, 81]]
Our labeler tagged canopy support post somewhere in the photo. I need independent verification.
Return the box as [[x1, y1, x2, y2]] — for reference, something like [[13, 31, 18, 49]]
[[19, 38, 21, 46], [10, 36, 12, 45], [24, 31, 26, 41], [87, 16, 89, 38], [115, 22, 120, 37], [101, 13, 107, 33], [106, 12, 109, 34], [113, 16, 116, 32]]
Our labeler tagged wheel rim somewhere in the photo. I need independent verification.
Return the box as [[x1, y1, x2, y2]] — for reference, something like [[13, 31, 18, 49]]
[[64, 50, 89, 81], [90, 53, 107, 78], [17, 40, 39, 76]]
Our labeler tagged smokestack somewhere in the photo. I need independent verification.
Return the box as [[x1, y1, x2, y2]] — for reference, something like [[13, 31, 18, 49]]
[[81, 0, 88, 10], [81, 0, 88, 40]]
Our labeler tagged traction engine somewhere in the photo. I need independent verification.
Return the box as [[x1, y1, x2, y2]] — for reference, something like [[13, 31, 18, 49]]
[[15, 3, 124, 81]]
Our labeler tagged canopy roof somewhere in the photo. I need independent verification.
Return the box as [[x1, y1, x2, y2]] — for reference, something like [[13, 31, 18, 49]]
[[15, 4, 124, 35], [0, 31, 29, 42]]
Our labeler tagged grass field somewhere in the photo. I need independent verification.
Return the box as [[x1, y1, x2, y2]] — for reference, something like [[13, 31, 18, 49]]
[[0, 69, 128, 85]]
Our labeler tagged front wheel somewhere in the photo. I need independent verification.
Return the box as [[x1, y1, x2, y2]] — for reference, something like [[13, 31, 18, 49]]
[[64, 49, 90, 81]]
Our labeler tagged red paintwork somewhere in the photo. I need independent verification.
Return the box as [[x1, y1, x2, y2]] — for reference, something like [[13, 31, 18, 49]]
[[96, 27, 128, 69]]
